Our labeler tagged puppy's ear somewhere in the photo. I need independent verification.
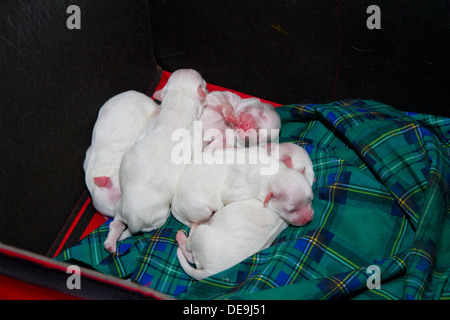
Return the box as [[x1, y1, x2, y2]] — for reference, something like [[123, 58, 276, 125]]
[[263, 191, 274, 206], [280, 155, 293, 169], [197, 86, 206, 100], [94, 176, 112, 188], [153, 89, 165, 101]]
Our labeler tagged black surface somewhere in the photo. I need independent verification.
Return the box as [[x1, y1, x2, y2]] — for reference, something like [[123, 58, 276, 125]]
[[0, 0, 158, 254], [46, 191, 96, 258], [150, 0, 449, 117]]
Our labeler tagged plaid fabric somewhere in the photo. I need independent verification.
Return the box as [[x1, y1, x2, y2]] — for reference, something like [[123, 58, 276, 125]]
[[55, 100, 450, 300]]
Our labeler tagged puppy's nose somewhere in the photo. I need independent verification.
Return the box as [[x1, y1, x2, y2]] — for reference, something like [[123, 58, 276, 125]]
[[302, 208, 314, 225], [307, 208, 314, 222], [290, 206, 314, 226]]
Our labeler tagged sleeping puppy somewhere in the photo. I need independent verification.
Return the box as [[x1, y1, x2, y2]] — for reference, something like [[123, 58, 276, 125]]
[[176, 198, 288, 280], [201, 91, 280, 149], [171, 146, 314, 228], [233, 98, 281, 148], [266, 142, 315, 186], [200, 91, 241, 150], [201, 90, 241, 130], [103, 69, 207, 254], [83, 90, 160, 217]]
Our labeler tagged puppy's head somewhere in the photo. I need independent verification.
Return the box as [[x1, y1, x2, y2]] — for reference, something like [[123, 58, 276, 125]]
[[265, 142, 315, 186], [234, 102, 281, 147], [264, 169, 314, 226], [206, 91, 241, 111], [153, 69, 208, 103]]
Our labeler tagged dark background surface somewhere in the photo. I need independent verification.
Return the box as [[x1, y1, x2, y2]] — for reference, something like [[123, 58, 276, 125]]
[[150, 0, 449, 116], [0, 0, 158, 254], [0, 1, 448, 255]]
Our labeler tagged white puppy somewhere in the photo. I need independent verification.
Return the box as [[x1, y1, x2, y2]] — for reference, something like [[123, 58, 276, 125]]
[[233, 98, 281, 147], [199, 91, 241, 150], [201, 91, 281, 149], [176, 198, 288, 280], [266, 142, 315, 186], [103, 69, 207, 254], [171, 146, 314, 228], [202, 91, 241, 131], [83, 90, 160, 217]]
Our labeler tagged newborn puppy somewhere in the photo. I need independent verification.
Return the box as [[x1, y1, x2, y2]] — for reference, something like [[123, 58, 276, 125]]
[[201, 91, 280, 149], [171, 146, 314, 228], [200, 91, 241, 150], [233, 99, 281, 148], [266, 142, 315, 186], [176, 198, 288, 280], [104, 69, 207, 254], [202, 90, 241, 129], [83, 90, 160, 217]]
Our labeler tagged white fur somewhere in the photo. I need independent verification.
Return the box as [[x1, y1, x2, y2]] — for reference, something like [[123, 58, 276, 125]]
[[204, 91, 241, 122], [267, 142, 315, 186], [104, 69, 207, 254], [234, 99, 281, 147], [200, 91, 241, 149], [83, 90, 160, 217], [171, 146, 314, 228], [176, 198, 288, 280]]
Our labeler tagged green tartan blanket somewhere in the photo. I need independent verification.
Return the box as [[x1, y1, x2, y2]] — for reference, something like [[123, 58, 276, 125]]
[[55, 100, 450, 300]]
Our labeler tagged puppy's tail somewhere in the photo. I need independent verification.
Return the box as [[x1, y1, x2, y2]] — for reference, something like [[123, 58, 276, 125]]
[[177, 248, 211, 281]]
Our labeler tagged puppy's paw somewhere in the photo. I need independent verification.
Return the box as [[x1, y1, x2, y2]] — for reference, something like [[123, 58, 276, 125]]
[[104, 239, 116, 254], [176, 229, 188, 247]]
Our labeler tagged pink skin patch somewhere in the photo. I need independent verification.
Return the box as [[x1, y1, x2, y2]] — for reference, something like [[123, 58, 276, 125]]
[[93, 176, 112, 188], [237, 113, 257, 132], [280, 155, 293, 169], [216, 103, 238, 128], [176, 229, 188, 246], [206, 103, 239, 127], [263, 191, 274, 206], [176, 228, 195, 264], [197, 86, 206, 100], [224, 113, 239, 128], [289, 206, 314, 226]]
